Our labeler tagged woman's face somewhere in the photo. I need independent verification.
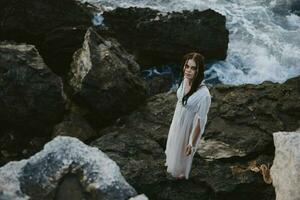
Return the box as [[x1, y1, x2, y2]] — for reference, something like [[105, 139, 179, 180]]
[[184, 59, 197, 81]]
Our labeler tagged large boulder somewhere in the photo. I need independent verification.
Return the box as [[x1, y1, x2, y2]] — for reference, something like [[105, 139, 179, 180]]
[[69, 27, 148, 129], [102, 7, 229, 67], [0, 0, 92, 75], [42, 26, 89, 75], [0, 42, 66, 134], [0, 42, 67, 166], [0, 136, 137, 200], [270, 129, 300, 200]]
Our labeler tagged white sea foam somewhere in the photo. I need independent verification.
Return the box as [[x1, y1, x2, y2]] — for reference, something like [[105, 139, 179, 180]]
[[85, 0, 300, 85], [287, 13, 300, 27]]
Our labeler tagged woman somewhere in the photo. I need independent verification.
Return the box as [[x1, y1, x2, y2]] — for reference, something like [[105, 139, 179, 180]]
[[164, 52, 212, 180]]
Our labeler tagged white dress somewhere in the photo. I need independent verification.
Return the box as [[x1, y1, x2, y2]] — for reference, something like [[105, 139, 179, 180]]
[[164, 78, 212, 179]]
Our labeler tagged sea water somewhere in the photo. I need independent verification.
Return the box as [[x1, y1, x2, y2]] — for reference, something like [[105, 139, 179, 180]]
[[84, 0, 300, 85]]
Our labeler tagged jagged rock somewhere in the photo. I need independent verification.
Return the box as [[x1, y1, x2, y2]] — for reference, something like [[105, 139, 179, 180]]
[[0, 42, 66, 134], [270, 129, 300, 200], [69, 27, 147, 129], [42, 26, 89, 75], [204, 76, 300, 156], [91, 130, 166, 187], [0, 128, 48, 166], [0, 136, 137, 200], [197, 139, 246, 160], [102, 7, 229, 67], [143, 74, 173, 96], [129, 194, 149, 200], [140, 65, 174, 96], [0, 0, 92, 75], [52, 112, 97, 142]]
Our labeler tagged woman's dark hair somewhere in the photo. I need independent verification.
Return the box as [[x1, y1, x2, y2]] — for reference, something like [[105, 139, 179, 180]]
[[179, 52, 205, 106]]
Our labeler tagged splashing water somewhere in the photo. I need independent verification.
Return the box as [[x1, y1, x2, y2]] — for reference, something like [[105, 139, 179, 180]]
[[85, 0, 300, 85]]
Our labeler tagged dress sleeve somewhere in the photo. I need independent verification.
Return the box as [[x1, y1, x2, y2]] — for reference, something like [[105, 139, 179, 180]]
[[188, 95, 211, 149]]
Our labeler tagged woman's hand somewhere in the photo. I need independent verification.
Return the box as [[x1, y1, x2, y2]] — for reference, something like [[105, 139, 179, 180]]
[[185, 144, 192, 156]]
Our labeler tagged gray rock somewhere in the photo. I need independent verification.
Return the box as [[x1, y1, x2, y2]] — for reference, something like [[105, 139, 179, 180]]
[[0, 0, 92, 75], [204, 76, 300, 156], [69, 27, 147, 129], [0, 42, 66, 134], [129, 194, 149, 200], [52, 112, 97, 142], [197, 139, 246, 160], [0, 136, 137, 200], [270, 129, 300, 200], [102, 7, 229, 67]]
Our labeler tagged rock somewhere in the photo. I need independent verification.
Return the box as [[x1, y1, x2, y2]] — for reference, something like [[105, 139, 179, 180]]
[[197, 139, 246, 160], [69, 27, 147, 129], [270, 129, 300, 200], [87, 75, 300, 199], [0, 0, 92, 75], [54, 173, 88, 200], [52, 112, 97, 142], [102, 7, 229, 67], [144, 74, 173, 96], [91, 76, 300, 199], [42, 26, 89, 75], [0, 42, 66, 134], [0, 128, 48, 166], [204, 76, 300, 157], [91, 131, 166, 188], [0, 136, 137, 200], [129, 194, 149, 200]]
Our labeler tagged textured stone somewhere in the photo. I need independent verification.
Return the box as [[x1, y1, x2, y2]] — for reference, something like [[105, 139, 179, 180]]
[[0, 136, 137, 200], [69, 27, 147, 129], [102, 7, 229, 67], [270, 129, 300, 200], [0, 0, 92, 75], [0, 42, 66, 134]]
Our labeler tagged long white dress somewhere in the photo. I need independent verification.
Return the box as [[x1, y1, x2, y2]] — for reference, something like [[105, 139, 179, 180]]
[[164, 78, 212, 179]]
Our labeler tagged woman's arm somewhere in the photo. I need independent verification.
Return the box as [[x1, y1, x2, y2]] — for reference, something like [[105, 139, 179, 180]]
[[186, 95, 211, 155], [189, 118, 201, 147], [185, 118, 201, 156]]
